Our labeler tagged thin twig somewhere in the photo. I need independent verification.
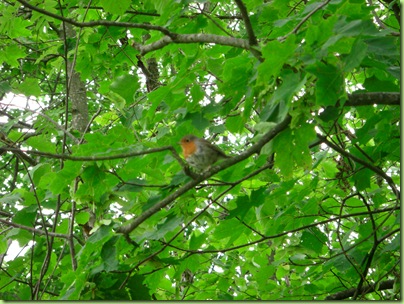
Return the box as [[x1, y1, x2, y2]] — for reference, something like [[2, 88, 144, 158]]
[[3, 145, 182, 162], [279, 0, 331, 41], [0, 218, 69, 239]]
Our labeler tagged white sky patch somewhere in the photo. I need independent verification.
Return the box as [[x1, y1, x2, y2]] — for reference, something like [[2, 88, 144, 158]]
[[4, 240, 33, 262]]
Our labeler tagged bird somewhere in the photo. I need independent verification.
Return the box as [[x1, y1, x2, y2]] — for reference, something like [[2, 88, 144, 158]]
[[179, 134, 229, 172]]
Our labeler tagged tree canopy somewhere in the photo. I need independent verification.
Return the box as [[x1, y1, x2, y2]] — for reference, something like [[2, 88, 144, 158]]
[[0, 0, 400, 300]]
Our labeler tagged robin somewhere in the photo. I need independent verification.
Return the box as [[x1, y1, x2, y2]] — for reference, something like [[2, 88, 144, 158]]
[[179, 134, 229, 172]]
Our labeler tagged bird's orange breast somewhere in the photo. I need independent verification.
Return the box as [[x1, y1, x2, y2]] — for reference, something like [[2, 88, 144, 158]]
[[180, 141, 197, 159]]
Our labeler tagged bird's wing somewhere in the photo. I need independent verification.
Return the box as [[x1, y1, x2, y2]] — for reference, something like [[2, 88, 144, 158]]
[[203, 138, 229, 158]]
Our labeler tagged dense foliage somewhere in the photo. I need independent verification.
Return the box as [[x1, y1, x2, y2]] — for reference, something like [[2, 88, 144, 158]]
[[0, 0, 400, 300]]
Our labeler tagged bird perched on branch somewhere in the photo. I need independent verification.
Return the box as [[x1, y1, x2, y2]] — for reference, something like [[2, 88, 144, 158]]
[[179, 134, 229, 172]]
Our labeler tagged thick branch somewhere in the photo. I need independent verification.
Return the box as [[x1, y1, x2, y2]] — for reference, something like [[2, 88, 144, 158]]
[[116, 115, 292, 235], [325, 279, 395, 300], [134, 34, 250, 55], [345, 92, 400, 106]]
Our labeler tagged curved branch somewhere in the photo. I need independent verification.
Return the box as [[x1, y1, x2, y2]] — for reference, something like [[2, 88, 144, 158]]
[[116, 114, 292, 235], [16, 0, 171, 35]]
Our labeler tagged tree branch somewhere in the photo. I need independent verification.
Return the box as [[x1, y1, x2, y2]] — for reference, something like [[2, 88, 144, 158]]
[[133, 34, 250, 55], [0, 218, 69, 239], [16, 0, 261, 59], [279, 0, 331, 41], [0, 102, 79, 144], [116, 114, 292, 235], [325, 279, 395, 300], [318, 135, 400, 200], [345, 92, 400, 106], [16, 0, 172, 35], [3, 145, 183, 163], [157, 207, 399, 255], [234, 0, 258, 46]]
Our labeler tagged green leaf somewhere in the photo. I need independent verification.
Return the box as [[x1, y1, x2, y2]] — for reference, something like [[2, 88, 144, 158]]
[[228, 195, 251, 220], [26, 135, 56, 153], [189, 231, 207, 250], [100, 0, 131, 15], [110, 74, 140, 104], [127, 274, 152, 300], [0, 236, 8, 254], [189, 112, 210, 130], [76, 212, 90, 225], [12, 205, 37, 226], [0, 44, 26, 67], [2, 18, 31, 38], [273, 128, 293, 178], [190, 85, 205, 103], [319, 106, 340, 122], [87, 224, 114, 244], [15, 77, 42, 97], [343, 38, 367, 72], [258, 36, 296, 83], [353, 168, 373, 191], [220, 55, 253, 102], [306, 62, 344, 106], [212, 218, 244, 246], [144, 214, 183, 240], [300, 228, 326, 253], [101, 236, 119, 272], [47, 161, 82, 195], [225, 115, 245, 133]]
